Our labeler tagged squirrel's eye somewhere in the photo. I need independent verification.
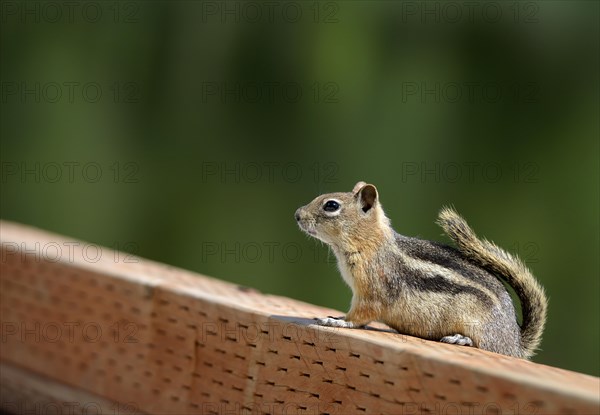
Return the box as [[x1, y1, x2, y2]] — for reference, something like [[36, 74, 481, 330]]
[[323, 200, 340, 212]]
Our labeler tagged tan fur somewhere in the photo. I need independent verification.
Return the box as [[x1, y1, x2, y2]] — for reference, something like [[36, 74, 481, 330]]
[[295, 182, 548, 359], [436, 207, 548, 358]]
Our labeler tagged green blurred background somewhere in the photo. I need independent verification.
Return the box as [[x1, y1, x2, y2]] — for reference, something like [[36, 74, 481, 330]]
[[1, 1, 598, 376]]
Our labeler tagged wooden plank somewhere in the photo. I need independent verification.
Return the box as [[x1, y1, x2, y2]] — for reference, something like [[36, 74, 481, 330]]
[[1, 220, 598, 415], [0, 362, 145, 415]]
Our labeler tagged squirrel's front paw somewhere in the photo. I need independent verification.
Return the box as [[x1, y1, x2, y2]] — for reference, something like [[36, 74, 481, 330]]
[[314, 316, 355, 328], [440, 333, 473, 346]]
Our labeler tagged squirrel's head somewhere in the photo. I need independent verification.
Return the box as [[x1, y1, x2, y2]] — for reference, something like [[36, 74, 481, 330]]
[[295, 181, 391, 249]]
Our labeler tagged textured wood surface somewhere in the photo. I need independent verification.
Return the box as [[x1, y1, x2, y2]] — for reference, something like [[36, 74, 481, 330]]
[[1, 220, 598, 415]]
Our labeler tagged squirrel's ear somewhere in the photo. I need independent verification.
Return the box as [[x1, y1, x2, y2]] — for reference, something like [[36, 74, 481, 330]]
[[358, 184, 378, 213], [352, 181, 367, 194]]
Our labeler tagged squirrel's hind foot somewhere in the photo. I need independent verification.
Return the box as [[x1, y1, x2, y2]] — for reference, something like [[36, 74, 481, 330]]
[[440, 334, 473, 346]]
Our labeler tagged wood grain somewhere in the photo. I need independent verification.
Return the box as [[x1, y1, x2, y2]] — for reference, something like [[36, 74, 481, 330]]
[[1, 220, 598, 415]]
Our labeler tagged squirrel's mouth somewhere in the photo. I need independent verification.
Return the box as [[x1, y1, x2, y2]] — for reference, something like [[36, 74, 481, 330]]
[[297, 220, 317, 236]]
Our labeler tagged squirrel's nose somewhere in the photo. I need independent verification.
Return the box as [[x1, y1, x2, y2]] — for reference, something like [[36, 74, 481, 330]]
[[295, 209, 301, 222]]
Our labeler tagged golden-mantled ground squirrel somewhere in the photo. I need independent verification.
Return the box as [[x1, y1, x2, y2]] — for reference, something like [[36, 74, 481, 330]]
[[295, 181, 547, 359]]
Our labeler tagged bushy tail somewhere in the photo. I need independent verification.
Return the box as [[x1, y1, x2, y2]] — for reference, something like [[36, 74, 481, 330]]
[[437, 207, 547, 359]]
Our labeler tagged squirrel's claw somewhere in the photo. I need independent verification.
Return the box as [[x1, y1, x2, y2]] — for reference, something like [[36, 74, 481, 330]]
[[440, 333, 473, 346], [315, 316, 355, 328]]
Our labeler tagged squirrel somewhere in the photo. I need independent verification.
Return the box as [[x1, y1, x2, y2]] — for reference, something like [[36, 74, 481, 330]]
[[295, 181, 547, 359]]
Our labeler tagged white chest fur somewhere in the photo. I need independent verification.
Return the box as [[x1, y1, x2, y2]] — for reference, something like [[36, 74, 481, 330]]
[[333, 249, 357, 293]]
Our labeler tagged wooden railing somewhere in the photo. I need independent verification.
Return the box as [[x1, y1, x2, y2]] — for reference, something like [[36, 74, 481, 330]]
[[1, 220, 598, 415]]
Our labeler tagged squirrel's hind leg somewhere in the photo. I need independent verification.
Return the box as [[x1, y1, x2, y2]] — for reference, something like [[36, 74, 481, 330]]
[[440, 334, 473, 346]]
